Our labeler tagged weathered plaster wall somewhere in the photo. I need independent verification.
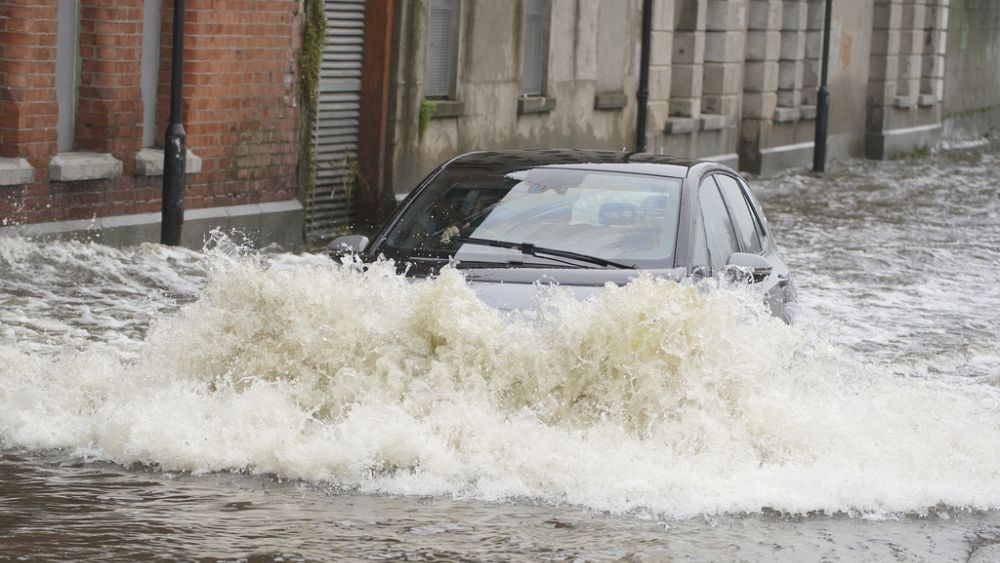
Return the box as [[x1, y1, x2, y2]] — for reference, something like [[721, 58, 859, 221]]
[[388, 0, 642, 197], [942, 0, 1000, 139]]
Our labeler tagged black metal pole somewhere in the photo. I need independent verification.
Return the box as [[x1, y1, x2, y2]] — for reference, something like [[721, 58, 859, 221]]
[[635, 0, 653, 152], [161, 0, 186, 245], [812, 0, 833, 173]]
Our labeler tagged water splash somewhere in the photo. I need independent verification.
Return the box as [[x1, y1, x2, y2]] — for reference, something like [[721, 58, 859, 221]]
[[2, 241, 999, 519]]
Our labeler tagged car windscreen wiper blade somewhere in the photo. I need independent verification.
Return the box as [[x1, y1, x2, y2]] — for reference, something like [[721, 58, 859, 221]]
[[457, 237, 633, 269]]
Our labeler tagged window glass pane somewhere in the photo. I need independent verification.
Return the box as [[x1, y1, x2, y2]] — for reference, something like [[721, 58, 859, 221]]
[[522, 0, 549, 96], [715, 174, 763, 253], [55, 0, 80, 152], [690, 205, 710, 270], [736, 175, 768, 241], [699, 177, 739, 272], [425, 0, 456, 98], [141, 0, 162, 147]]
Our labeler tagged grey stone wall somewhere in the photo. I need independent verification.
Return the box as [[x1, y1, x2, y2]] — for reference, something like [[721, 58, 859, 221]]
[[942, 0, 1000, 139], [864, 0, 949, 159], [387, 0, 998, 194]]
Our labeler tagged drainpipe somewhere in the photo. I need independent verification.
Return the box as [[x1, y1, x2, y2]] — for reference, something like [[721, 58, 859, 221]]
[[161, 0, 186, 245], [812, 0, 833, 173], [635, 0, 653, 152]]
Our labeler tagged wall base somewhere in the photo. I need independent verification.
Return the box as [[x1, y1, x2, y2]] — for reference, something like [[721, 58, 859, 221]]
[[943, 106, 1000, 141], [758, 141, 815, 176], [0, 200, 304, 250], [865, 123, 941, 160]]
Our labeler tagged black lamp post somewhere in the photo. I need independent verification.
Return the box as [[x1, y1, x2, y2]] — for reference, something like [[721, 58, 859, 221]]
[[812, 0, 833, 173], [635, 0, 653, 152], [161, 0, 186, 245]]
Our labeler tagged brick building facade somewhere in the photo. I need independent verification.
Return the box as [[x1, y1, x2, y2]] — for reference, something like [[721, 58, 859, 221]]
[[1, 0, 305, 246]]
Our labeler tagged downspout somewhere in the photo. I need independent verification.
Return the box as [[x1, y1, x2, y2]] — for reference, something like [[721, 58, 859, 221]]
[[635, 0, 653, 152]]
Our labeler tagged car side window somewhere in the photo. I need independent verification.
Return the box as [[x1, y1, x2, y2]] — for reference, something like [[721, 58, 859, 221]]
[[698, 177, 739, 272], [735, 176, 768, 241], [690, 203, 710, 271], [715, 174, 763, 254]]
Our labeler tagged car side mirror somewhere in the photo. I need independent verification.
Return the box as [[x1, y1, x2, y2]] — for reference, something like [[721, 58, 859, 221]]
[[327, 235, 369, 259], [725, 252, 772, 283]]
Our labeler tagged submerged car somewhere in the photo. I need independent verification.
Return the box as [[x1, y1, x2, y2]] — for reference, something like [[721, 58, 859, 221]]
[[329, 150, 795, 320]]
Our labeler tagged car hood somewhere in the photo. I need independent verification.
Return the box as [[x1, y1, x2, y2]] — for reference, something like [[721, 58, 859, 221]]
[[460, 267, 688, 311]]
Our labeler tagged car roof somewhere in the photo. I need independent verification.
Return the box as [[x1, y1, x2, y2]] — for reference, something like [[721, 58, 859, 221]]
[[446, 149, 703, 179]]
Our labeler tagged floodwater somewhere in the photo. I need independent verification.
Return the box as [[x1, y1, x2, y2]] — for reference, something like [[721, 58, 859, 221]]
[[2, 140, 1000, 561]]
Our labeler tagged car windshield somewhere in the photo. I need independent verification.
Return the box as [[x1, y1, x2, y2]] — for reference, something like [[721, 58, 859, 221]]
[[384, 165, 683, 268]]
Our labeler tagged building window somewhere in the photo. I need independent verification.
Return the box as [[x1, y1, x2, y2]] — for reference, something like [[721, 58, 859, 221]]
[[141, 0, 162, 147], [595, 0, 627, 96], [521, 0, 550, 96], [425, 0, 460, 99], [55, 0, 80, 153]]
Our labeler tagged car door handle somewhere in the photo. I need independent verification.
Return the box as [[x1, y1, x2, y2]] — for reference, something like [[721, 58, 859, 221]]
[[776, 274, 790, 287]]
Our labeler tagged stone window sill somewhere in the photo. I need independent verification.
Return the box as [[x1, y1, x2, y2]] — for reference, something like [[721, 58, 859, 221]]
[[665, 114, 732, 134], [49, 152, 123, 182], [135, 148, 203, 177], [772, 106, 818, 123], [518, 95, 556, 115], [664, 117, 697, 134], [428, 99, 465, 119], [700, 113, 729, 131], [773, 107, 800, 123], [594, 92, 628, 110], [0, 157, 35, 186], [918, 94, 937, 107]]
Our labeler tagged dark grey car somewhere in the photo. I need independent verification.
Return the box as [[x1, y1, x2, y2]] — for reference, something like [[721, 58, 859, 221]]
[[330, 150, 795, 321]]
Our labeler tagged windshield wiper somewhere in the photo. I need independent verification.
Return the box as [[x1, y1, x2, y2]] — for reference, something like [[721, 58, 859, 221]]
[[457, 237, 633, 269]]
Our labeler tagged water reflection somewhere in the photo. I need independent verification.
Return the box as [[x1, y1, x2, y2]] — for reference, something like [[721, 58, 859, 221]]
[[4, 450, 999, 561]]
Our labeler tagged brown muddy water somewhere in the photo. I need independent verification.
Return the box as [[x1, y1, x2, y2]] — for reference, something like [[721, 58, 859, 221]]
[[1, 140, 999, 561]]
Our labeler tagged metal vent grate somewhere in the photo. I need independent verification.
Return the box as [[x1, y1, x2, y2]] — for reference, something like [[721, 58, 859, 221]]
[[308, 0, 366, 242]]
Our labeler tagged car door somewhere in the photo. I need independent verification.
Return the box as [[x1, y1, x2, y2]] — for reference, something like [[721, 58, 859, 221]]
[[713, 173, 794, 316]]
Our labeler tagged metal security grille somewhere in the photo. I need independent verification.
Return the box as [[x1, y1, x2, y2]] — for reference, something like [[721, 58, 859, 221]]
[[521, 0, 549, 96], [308, 0, 366, 242], [425, 0, 457, 98]]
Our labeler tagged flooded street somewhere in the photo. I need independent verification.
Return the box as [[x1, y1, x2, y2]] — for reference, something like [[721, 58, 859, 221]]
[[2, 141, 1000, 561]]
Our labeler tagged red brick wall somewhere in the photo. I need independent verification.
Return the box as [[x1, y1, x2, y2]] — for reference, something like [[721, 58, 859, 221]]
[[76, 0, 144, 155], [159, 0, 305, 211], [0, 2, 58, 163], [0, 0, 304, 227]]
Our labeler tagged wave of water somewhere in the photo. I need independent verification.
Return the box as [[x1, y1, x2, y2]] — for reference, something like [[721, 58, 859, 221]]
[[2, 237, 999, 520]]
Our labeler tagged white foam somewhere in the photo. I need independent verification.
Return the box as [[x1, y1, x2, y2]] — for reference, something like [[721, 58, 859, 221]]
[[3, 250, 1000, 519]]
